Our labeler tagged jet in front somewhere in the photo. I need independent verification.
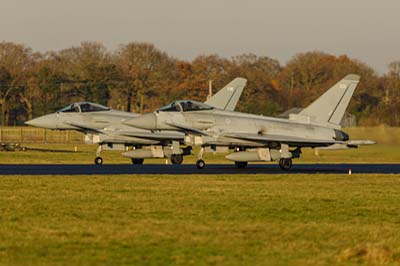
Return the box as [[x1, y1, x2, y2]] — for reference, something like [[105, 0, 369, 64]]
[[26, 78, 248, 165], [124, 74, 375, 170]]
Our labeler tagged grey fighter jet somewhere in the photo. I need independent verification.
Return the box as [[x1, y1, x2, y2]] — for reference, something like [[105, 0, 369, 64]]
[[124, 74, 375, 170], [25, 78, 247, 165]]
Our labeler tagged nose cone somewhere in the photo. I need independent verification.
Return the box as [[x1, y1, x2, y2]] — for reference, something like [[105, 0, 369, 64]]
[[124, 113, 157, 130], [25, 114, 58, 129]]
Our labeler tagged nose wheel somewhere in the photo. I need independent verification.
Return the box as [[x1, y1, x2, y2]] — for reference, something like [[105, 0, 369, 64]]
[[279, 158, 292, 170], [196, 159, 205, 169], [95, 156, 103, 165]]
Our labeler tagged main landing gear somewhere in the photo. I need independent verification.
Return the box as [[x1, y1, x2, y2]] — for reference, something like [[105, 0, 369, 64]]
[[279, 158, 292, 170], [171, 154, 184, 165]]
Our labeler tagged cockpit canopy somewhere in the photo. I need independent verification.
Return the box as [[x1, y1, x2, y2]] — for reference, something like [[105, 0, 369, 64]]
[[57, 102, 110, 113], [157, 100, 214, 112]]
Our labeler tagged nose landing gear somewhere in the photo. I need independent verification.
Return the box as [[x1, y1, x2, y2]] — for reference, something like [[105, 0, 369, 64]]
[[94, 145, 103, 165], [196, 147, 206, 169]]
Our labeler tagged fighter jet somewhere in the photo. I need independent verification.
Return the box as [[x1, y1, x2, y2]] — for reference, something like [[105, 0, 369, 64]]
[[124, 74, 375, 170], [25, 78, 247, 165]]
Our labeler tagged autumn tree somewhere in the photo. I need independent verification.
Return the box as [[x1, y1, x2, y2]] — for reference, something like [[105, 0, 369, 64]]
[[0, 42, 38, 125], [31, 58, 68, 115], [229, 54, 281, 115], [378, 61, 400, 125], [278, 51, 380, 125], [116, 43, 176, 112], [55, 42, 118, 105], [187, 55, 232, 101]]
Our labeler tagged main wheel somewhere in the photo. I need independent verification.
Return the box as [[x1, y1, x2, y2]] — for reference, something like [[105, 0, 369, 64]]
[[171, 154, 184, 165], [235, 161, 248, 169], [95, 156, 103, 165], [131, 158, 144, 165], [196, 159, 205, 169], [279, 158, 292, 170]]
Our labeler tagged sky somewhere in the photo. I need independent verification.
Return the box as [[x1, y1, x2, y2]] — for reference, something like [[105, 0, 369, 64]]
[[1, 0, 399, 73]]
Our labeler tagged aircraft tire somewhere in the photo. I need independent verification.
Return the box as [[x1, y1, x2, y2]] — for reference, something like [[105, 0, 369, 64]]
[[279, 158, 292, 170], [171, 154, 184, 165], [95, 157, 103, 165], [196, 159, 205, 169], [131, 158, 144, 165], [235, 161, 248, 168]]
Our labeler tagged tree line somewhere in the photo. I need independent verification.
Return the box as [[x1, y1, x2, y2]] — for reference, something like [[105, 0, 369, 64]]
[[0, 41, 398, 126]]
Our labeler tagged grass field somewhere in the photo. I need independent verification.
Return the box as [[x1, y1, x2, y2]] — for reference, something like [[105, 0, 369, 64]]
[[1, 174, 400, 266], [0, 127, 399, 265]]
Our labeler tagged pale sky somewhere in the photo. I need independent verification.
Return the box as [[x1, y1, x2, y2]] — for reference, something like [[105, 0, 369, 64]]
[[1, 0, 399, 73]]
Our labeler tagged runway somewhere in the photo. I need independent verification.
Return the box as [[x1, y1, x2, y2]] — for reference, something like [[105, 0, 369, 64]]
[[0, 163, 399, 175]]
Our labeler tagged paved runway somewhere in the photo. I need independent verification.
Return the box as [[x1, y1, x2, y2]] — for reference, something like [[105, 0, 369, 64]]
[[0, 163, 399, 175]]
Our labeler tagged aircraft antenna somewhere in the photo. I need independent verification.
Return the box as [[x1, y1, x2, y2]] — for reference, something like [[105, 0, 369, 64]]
[[207, 80, 213, 100]]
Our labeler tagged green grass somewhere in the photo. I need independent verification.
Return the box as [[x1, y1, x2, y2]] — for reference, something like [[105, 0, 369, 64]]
[[0, 128, 398, 265], [1, 174, 400, 265], [0, 143, 398, 164]]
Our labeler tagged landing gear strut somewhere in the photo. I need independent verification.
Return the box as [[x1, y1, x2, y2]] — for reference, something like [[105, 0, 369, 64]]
[[171, 154, 183, 165], [235, 161, 248, 168], [131, 158, 144, 165], [94, 145, 103, 165], [279, 158, 292, 170], [196, 147, 205, 169]]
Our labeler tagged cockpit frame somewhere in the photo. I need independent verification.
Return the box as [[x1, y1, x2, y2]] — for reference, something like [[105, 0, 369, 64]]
[[57, 102, 110, 113], [157, 100, 214, 113]]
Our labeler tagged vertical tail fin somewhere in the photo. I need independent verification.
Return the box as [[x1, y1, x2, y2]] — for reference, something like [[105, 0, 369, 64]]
[[205, 78, 247, 111], [297, 74, 360, 126]]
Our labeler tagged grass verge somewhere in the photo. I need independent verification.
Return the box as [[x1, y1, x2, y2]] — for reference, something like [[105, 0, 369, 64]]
[[1, 174, 400, 265]]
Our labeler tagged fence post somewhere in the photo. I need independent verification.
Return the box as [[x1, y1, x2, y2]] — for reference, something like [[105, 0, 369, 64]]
[[20, 128, 23, 143]]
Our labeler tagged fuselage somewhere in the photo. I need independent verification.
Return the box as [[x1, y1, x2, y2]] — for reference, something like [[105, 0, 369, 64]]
[[129, 107, 348, 148]]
